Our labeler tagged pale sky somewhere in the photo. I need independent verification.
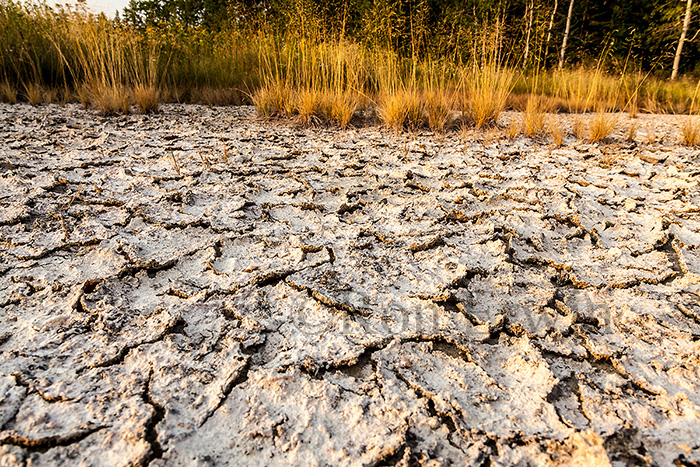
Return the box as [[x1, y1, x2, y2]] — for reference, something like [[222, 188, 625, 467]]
[[46, 0, 130, 17]]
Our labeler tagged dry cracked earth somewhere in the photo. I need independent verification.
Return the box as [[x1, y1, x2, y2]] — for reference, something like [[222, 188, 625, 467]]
[[1, 103, 699, 467]]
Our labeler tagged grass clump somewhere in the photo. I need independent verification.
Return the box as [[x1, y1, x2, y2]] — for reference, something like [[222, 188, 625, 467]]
[[0, 81, 17, 103], [24, 82, 43, 105], [461, 66, 513, 128], [133, 84, 159, 113], [322, 90, 358, 128], [90, 83, 131, 115], [548, 118, 564, 147], [589, 110, 619, 143], [522, 95, 550, 137], [378, 88, 425, 130], [681, 117, 700, 146]]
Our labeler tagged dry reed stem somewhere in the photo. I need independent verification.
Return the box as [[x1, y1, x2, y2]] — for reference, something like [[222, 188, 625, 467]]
[[169, 150, 181, 176]]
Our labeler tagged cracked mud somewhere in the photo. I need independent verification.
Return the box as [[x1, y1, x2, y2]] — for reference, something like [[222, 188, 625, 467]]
[[1, 103, 699, 466]]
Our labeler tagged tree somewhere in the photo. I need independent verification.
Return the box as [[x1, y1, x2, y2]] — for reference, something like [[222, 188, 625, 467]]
[[123, 0, 229, 29], [523, 0, 534, 63], [544, 0, 557, 67], [558, 0, 574, 70], [672, 0, 693, 79]]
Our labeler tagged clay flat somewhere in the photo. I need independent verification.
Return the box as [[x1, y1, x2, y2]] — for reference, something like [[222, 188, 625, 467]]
[[1, 103, 699, 466]]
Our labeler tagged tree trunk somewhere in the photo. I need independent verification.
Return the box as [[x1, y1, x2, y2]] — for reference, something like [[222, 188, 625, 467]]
[[672, 0, 693, 80], [545, 0, 558, 66], [524, 0, 534, 63], [558, 0, 575, 71]]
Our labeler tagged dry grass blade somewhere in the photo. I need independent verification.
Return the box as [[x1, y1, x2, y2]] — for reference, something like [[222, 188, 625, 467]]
[[598, 147, 624, 168], [169, 150, 181, 176]]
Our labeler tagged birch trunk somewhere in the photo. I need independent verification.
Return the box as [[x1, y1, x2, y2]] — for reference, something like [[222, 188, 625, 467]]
[[558, 0, 575, 71], [545, 0, 558, 65], [672, 0, 693, 80], [524, 0, 534, 63]]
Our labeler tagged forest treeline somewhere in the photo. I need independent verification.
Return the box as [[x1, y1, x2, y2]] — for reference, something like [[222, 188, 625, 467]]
[[121, 0, 700, 76]]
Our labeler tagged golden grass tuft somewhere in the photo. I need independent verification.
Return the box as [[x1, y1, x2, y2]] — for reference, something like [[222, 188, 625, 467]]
[[322, 91, 358, 128], [681, 117, 700, 146], [378, 89, 425, 130], [133, 84, 160, 113], [24, 82, 43, 105], [253, 83, 292, 118], [572, 115, 586, 140], [522, 95, 550, 137], [90, 83, 130, 115], [0, 81, 17, 103], [461, 66, 513, 128], [43, 87, 58, 104], [589, 110, 619, 143], [507, 120, 520, 139], [548, 118, 564, 147], [296, 88, 324, 125], [424, 89, 455, 133]]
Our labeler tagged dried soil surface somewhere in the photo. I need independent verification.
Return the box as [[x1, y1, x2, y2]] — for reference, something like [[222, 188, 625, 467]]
[[1, 103, 699, 466]]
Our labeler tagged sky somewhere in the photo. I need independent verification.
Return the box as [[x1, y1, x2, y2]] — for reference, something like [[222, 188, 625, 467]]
[[47, 0, 131, 17]]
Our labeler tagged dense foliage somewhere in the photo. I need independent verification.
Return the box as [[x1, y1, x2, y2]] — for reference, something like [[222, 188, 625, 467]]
[[124, 0, 700, 75]]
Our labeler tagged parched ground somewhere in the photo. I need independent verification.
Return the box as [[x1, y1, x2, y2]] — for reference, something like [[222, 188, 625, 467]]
[[1, 103, 699, 467]]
